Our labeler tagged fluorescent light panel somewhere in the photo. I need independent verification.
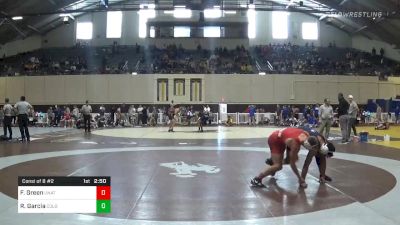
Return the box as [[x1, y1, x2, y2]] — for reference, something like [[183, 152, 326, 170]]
[[12, 16, 23, 20]]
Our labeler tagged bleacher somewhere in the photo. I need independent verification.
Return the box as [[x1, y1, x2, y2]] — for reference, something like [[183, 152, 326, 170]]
[[1, 44, 399, 77]]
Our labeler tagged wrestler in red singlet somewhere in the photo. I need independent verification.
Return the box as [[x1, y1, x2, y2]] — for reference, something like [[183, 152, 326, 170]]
[[251, 127, 311, 188], [268, 127, 307, 155]]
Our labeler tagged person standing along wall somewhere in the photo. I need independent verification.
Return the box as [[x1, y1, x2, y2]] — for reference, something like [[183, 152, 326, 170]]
[[337, 93, 349, 143], [14, 96, 33, 142]]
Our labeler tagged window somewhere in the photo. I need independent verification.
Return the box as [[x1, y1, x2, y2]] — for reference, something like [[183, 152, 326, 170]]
[[157, 79, 169, 102], [174, 8, 192, 18], [76, 22, 93, 40], [247, 8, 256, 38], [174, 26, 191, 37], [272, 11, 288, 39], [107, 11, 122, 38], [138, 5, 156, 38], [190, 79, 202, 101], [174, 79, 185, 96], [149, 26, 155, 38], [204, 8, 222, 18], [204, 26, 220, 38], [302, 22, 318, 40]]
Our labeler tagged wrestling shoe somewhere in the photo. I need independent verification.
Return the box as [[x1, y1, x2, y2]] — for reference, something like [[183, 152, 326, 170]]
[[250, 177, 264, 187]]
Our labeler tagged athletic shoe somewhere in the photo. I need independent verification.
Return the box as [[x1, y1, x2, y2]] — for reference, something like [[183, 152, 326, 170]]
[[250, 177, 264, 187], [324, 175, 333, 182]]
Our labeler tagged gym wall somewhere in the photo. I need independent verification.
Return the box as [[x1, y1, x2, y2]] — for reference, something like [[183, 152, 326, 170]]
[[0, 74, 398, 106]]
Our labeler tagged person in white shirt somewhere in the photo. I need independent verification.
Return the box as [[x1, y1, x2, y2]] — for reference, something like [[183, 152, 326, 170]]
[[128, 105, 137, 126], [72, 105, 79, 121], [3, 98, 13, 140], [318, 98, 334, 138], [14, 96, 33, 142], [347, 95, 359, 139]]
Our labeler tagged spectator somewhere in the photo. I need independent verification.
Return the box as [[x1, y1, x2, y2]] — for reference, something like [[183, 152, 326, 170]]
[[372, 47, 376, 56], [47, 107, 54, 126], [376, 104, 382, 123], [137, 105, 144, 125], [395, 106, 400, 124]]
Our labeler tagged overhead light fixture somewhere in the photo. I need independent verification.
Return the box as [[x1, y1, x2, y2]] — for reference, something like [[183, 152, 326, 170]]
[[240, 4, 247, 8], [59, 13, 75, 20], [204, 8, 222, 18], [12, 16, 23, 20], [259, 72, 266, 76], [319, 15, 328, 21], [174, 5, 186, 8], [140, 3, 155, 9], [132, 72, 138, 75]]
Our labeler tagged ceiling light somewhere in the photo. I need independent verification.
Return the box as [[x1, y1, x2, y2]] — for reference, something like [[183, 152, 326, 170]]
[[12, 16, 23, 20]]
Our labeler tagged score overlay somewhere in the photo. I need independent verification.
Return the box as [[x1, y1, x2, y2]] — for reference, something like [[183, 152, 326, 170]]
[[18, 176, 111, 213]]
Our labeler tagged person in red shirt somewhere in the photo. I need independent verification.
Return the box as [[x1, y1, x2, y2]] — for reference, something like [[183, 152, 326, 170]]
[[251, 127, 319, 188]]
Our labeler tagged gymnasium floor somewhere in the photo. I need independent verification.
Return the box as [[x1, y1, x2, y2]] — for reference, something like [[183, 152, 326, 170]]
[[0, 126, 400, 225]]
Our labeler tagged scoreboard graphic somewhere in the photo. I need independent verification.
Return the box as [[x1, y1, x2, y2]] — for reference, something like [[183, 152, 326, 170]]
[[18, 176, 111, 213]]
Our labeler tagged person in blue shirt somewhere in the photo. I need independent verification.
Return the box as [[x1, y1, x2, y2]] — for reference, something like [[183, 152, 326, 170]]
[[265, 126, 335, 183], [282, 106, 289, 124], [249, 105, 256, 125], [395, 106, 400, 124]]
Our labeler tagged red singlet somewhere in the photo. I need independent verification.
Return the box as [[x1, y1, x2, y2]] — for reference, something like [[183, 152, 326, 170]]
[[268, 127, 307, 155]]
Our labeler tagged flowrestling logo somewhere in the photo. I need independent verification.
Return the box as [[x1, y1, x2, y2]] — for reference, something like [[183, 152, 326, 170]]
[[327, 11, 385, 18]]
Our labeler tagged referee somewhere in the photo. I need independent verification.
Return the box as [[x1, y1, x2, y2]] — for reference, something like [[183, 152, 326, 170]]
[[14, 96, 33, 142], [3, 98, 13, 140], [81, 100, 92, 133]]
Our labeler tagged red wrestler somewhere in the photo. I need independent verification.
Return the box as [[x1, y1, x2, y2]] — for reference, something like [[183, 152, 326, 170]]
[[251, 127, 318, 188]]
